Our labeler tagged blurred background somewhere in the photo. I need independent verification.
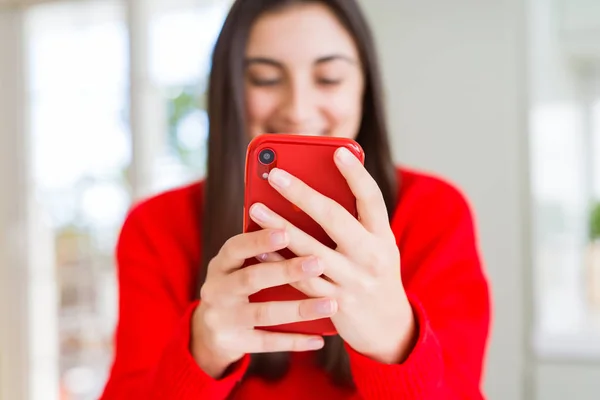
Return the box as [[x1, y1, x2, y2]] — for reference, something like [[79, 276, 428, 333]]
[[0, 0, 599, 399]]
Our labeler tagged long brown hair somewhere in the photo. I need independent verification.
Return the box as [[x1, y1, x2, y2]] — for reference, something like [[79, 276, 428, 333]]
[[199, 0, 398, 387]]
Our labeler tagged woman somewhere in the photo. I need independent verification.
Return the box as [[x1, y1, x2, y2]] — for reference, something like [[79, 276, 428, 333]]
[[101, 0, 490, 399]]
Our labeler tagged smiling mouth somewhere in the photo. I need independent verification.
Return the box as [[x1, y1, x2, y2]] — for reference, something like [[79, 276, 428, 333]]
[[267, 129, 327, 136]]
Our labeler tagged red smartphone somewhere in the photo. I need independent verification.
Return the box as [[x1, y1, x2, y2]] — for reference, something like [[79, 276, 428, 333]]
[[243, 134, 365, 336]]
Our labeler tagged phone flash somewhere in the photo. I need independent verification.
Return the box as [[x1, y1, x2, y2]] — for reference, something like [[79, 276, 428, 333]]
[[262, 172, 269, 179]]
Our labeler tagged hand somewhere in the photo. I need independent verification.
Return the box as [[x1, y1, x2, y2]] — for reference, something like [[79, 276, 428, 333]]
[[249, 147, 417, 364], [191, 229, 338, 378]]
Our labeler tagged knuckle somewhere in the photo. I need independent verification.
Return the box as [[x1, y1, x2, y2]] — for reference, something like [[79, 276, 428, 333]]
[[366, 252, 385, 275], [361, 240, 387, 276], [250, 231, 264, 249], [199, 283, 214, 304], [253, 303, 272, 326], [240, 267, 261, 292], [283, 258, 301, 281], [321, 198, 337, 217], [250, 230, 272, 253], [261, 333, 281, 352], [292, 336, 310, 351], [201, 308, 220, 329], [207, 257, 218, 272], [360, 275, 379, 293], [366, 184, 384, 204], [219, 236, 237, 259], [359, 174, 381, 197], [297, 300, 312, 320], [365, 262, 380, 278]]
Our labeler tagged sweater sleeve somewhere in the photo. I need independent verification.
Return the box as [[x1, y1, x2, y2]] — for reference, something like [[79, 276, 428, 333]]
[[347, 177, 490, 399], [100, 201, 249, 400]]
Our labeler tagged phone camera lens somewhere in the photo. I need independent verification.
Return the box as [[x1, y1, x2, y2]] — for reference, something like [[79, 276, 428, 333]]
[[258, 148, 275, 165]]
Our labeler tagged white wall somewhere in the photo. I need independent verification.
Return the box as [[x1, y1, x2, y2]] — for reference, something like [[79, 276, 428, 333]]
[[361, 1, 529, 399], [535, 363, 600, 400], [0, 9, 30, 400]]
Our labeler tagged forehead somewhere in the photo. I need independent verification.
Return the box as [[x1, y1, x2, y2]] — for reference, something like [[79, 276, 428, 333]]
[[246, 3, 359, 61]]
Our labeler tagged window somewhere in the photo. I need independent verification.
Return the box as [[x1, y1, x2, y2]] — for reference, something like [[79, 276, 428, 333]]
[[145, 0, 233, 191], [27, 1, 129, 398], [25, 0, 231, 398], [530, 0, 600, 357]]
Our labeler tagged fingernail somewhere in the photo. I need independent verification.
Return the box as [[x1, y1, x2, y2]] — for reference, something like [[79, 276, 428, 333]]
[[315, 299, 335, 315], [335, 147, 355, 165], [270, 230, 288, 246], [257, 253, 268, 262], [306, 338, 324, 350], [301, 257, 322, 275], [250, 203, 271, 223], [269, 168, 292, 188]]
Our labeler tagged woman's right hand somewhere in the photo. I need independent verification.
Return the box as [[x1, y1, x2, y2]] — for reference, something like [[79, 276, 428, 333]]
[[190, 228, 338, 379]]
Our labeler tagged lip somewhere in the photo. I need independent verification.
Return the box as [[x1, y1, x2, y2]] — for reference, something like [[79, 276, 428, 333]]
[[267, 128, 327, 136]]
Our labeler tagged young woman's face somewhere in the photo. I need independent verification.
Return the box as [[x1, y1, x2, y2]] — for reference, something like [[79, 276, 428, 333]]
[[244, 2, 365, 139]]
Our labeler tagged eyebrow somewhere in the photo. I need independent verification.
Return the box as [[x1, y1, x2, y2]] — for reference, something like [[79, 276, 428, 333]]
[[245, 54, 357, 68]]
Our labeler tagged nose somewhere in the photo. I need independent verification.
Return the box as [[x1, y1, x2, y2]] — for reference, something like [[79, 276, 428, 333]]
[[280, 79, 317, 131]]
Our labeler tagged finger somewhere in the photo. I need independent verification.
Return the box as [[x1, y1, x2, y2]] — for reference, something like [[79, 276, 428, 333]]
[[290, 277, 337, 298], [255, 251, 285, 263], [214, 229, 289, 274], [239, 297, 338, 327], [267, 168, 368, 250], [244, 331, 325, 353], [249, 203, 353, 284], [229, 256, 324, 296], [334, 147, 391, 235]]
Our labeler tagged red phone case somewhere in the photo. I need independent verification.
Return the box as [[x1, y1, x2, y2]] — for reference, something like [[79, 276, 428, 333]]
[[243, 134, 365, 336]]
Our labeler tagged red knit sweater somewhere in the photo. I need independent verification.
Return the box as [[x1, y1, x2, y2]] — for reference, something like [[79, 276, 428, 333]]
[[100, 168, 490, 400]]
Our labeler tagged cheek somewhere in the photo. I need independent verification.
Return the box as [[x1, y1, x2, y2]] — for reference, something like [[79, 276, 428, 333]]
[[245, 88, 279, 136], [324, 89, 364, 138]]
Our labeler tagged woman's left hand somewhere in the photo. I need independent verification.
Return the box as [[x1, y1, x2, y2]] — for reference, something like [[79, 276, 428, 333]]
[[248, 147, 417, 364]]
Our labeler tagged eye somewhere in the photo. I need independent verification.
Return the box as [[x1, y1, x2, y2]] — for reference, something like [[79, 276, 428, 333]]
[[317, 78, 342, 86], [249, 77, 281, 87]]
